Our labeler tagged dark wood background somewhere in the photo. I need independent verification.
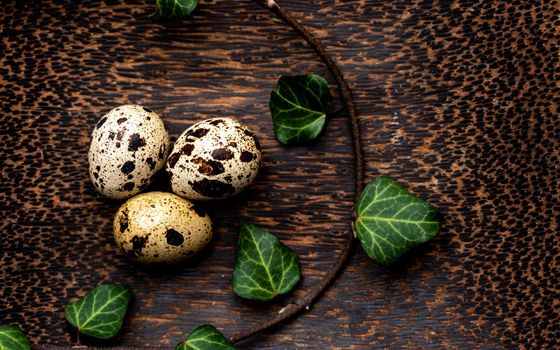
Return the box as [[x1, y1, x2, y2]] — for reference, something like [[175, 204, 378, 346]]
[[1, 0, 558, 349]]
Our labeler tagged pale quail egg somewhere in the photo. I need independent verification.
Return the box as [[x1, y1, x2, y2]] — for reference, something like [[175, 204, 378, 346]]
[[166, 117, 262, 201], [113, 191, 212, 264], [88, 105, 170, 199]]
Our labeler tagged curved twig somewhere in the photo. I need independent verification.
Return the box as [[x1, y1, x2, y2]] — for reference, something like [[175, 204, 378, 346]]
[[230, 0, 364, 344]]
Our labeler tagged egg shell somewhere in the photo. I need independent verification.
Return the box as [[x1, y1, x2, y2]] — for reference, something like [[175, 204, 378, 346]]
[[166, 117, 262, 201], [113, 191, 212, 264], [88, 105, 170, 200]]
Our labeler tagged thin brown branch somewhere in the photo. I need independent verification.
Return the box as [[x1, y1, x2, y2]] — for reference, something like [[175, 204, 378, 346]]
[[230, 0, 364, 344]]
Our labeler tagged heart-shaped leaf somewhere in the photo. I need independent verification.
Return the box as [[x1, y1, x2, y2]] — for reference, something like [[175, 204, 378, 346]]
[[0, 325, 30, 350], [174, 325, 236, 350], [233, 222, 301, 301], [353, 176, 441, 265], [64, 284, 131, 339], [269, 74, 332, 145], [152, 0, 198, 19]]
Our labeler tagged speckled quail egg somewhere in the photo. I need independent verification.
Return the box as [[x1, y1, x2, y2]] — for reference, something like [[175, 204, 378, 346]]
[[166, 117, 262, 201], [113, 191, 212, 264], [88, 105, 170, 200]]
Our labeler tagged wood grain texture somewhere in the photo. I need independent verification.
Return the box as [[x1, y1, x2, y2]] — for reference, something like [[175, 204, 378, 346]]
[[1, 0, 558, 349]]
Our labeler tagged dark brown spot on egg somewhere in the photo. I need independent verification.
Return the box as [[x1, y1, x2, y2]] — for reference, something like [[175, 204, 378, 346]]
[[158, 144, 166, 159], [228, 141, 237, 148], [93, 172, 99, 179], [190, 178, 235, 198], [122, 182, 134, 191], [121, 161, 135, 174], [240, 151, 255, 162], [186, 128, 209, 138], [131, 235, 147, 254], [146, 157, 156, 170], [209, 119, 225, 126], [119, 211, 129, 233], [116, 142, 121, 148], [225, 175, 233, 183], [166, 229, 184, 246], [192, 157, 224, 175], [128, 133, 146, 151], [211, 148, 234, 160], [167, 152, 181, 168], [96, 166, 100, 171], [143, 107, 153, 113], [96, 117, 107, 129], [181, 143, 194, 156], [117, 129, 125, 141], [108, 131, 115, 140], [117, 117, 127, 124], [191, 204, 206, 217]]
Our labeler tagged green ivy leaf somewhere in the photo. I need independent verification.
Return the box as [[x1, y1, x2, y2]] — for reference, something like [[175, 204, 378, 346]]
[[0, 325, 31, 350], [174, 325, 236, 350], [232, 222, 301, 301], [269, 74, 332, 145], [152, 0, 198, 19], [353, 176, 441, 265], [64, 284, 131, 339]]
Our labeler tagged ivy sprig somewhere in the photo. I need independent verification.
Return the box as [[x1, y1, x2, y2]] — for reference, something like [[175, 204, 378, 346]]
[[270, 74, 333, 145], [64, 284, 132, 340], [0, 325, 31, 350], [233, 222, 301, 301], [175, 325, 236, 350], [152, 0, 198, 20], [353, 177, 441, 264]]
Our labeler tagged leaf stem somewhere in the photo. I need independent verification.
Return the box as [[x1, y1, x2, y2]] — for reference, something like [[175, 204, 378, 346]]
[[230, 0, 364, 344]]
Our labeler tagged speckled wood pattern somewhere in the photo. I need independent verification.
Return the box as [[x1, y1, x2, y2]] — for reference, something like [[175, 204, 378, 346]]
[[1, 0, 558, 349]]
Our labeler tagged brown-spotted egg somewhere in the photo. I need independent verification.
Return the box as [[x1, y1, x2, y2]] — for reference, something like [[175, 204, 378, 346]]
[[113, 191, 212, 264], [166, 117, 262, 201], [88, 105, 169, 199]]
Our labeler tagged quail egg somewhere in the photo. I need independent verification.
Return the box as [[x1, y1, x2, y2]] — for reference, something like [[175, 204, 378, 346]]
[[113, 191, 212, 264], [88, 105, 170, 199], [166, 117, 262, 201]]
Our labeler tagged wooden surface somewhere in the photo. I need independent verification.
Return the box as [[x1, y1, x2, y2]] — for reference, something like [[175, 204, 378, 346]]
[[1, 0, 559, 349]]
